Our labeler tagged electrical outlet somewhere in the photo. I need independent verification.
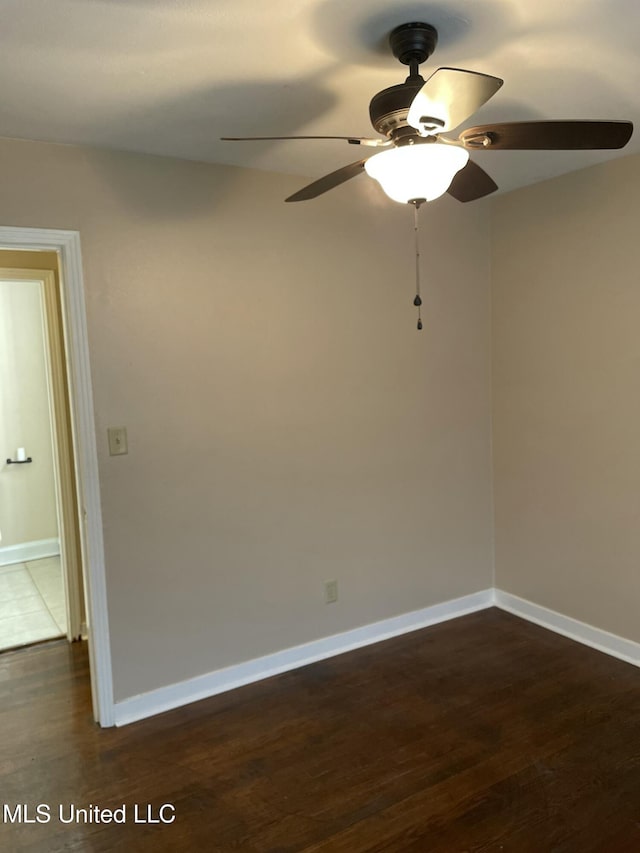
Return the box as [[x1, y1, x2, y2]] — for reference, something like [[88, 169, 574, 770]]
[[108, 426, 128, 456], [324, 579, 338, 604]]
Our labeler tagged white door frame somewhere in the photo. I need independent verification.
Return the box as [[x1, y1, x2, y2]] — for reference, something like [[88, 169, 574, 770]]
[[0, 227, 113, 726]]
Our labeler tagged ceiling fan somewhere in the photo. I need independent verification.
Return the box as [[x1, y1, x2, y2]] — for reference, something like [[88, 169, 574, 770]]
[[224, 23, 632, 329], [223, 21, 633, 206]]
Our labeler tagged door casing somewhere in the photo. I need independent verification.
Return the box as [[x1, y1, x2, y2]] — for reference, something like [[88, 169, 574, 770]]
[[0, 228, 113, 726]]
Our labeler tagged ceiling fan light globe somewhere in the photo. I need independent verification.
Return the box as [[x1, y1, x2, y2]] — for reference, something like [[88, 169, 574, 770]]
[[364, 143, 469, 204]]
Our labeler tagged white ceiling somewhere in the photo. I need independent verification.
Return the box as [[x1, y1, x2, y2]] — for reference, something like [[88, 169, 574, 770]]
[[1, 0, 639, 198]]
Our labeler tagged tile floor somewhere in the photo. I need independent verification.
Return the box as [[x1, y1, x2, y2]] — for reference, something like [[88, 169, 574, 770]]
[[0, 556, 66, 651]]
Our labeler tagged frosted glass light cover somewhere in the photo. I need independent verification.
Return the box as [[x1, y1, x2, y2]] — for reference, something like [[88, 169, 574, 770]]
[[364, 143, 469, 204]]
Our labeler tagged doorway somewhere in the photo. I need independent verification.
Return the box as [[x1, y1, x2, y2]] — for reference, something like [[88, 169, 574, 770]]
[[0, 231, 113, 726], [0, 257, 85, 650]]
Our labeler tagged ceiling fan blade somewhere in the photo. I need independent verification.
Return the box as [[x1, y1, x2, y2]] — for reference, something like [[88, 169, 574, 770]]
[[221, 135, 390, 148], [459, 120, 634, 150], [407, 68, 503, 134], [447, 160, 498, 202], [285, 159, 367, 202]]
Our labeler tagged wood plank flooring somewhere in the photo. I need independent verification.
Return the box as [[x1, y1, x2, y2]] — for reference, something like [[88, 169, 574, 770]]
[[2, 608, 640, 851]]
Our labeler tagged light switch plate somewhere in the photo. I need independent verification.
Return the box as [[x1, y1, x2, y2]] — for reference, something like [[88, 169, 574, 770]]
[[108, 426, 128, 456]]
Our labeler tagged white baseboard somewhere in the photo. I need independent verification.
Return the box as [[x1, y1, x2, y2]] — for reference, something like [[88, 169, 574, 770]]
[[113, 586, 640, 727], [494, 589, 640, 668], [0, 538, 60, 567], [114, 588, 494, 726]]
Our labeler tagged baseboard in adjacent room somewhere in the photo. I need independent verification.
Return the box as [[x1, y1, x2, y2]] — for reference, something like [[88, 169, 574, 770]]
[[0, 538, 60, 567], [114, 587, 494, 726], [494, 589, 640, 668]]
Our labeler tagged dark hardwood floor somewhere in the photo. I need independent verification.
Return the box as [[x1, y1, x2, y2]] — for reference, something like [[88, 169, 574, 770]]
[[2, 608, 640, 852]]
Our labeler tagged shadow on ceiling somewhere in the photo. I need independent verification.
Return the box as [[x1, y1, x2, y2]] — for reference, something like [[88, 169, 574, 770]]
[[82, 75, 338, 218]]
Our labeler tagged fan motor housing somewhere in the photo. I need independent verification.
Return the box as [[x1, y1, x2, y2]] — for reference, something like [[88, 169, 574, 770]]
[[369, 80, 424, 137]]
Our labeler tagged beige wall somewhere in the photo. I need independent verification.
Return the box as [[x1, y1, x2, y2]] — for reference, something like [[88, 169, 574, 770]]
[[0, 137, 494, 701], [492, 151, 640, 642], [0, 277, 58, 549]]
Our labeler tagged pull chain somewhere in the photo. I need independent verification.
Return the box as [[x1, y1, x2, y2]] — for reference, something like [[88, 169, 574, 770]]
[[412, 199, 424, 330]]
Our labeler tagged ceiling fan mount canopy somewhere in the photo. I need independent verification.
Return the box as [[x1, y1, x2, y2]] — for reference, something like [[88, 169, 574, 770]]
[[388, 22, 438, 68]]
